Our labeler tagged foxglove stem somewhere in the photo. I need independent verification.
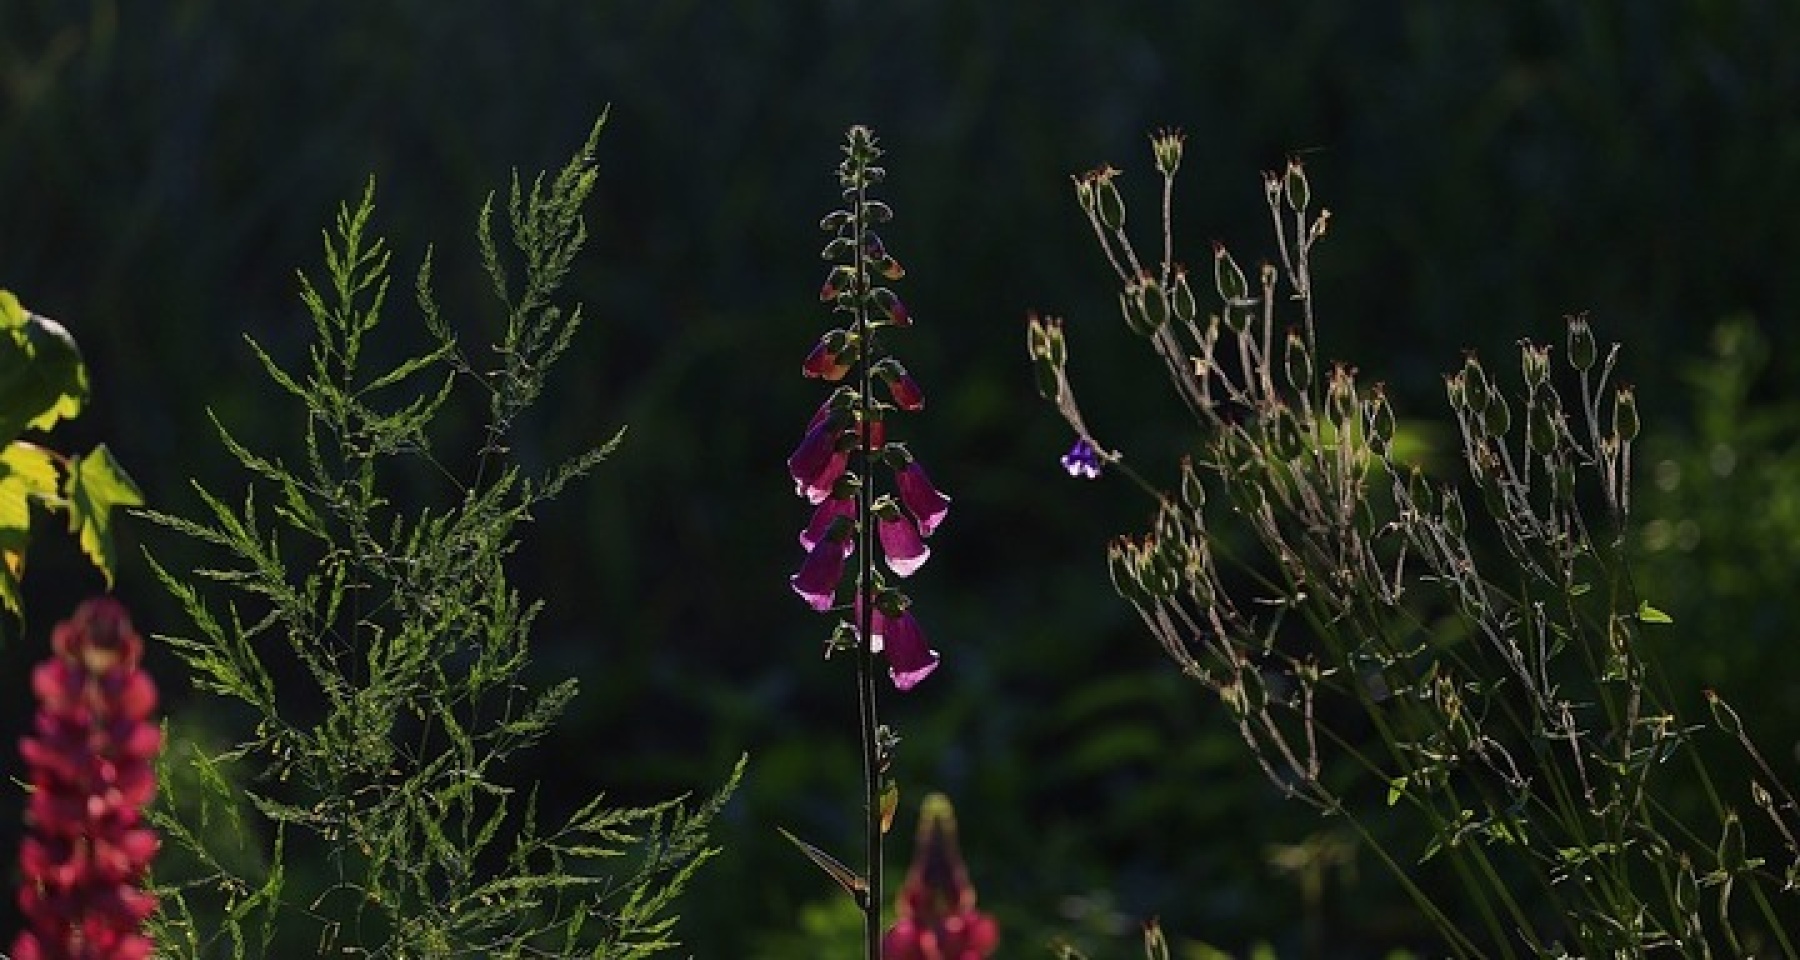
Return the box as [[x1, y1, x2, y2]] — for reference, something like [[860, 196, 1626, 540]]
[[850, 138, 886, 960], [800, 127, 948, 958]]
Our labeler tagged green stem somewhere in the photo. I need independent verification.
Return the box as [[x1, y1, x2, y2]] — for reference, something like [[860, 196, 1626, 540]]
[[852, 164, 884, 960]]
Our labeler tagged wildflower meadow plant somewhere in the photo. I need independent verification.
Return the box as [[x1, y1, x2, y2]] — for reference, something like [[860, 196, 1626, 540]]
[[13, 598, 161, 960], [784, 124, 954, 958], [1033, 134, 1800, 955]]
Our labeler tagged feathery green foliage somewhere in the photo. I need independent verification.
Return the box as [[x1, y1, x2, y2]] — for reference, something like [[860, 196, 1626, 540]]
[[140, 115, 741, 959]]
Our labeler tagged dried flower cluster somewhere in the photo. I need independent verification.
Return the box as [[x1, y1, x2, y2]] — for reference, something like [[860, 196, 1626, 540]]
[[13, 597, 161, 960]]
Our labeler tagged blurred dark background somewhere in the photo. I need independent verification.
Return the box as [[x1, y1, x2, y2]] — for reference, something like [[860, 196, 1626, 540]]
[[3, 1, 1799, 955]]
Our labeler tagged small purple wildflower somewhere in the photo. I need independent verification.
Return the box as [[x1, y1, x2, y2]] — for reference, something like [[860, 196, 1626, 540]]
[[895, 461, 950, 537], [791, 525, 852, 612], [886, 371, 924, 412], [788, 414, 850, 504], [1061, 437, 1102, 479], [800, 494, 857, 553], [874, 606, 940, 691], [877, 507, 930, 577]]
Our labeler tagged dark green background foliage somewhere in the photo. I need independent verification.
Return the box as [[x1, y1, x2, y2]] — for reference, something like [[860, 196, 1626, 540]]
[[2, 1, 1798, 954]]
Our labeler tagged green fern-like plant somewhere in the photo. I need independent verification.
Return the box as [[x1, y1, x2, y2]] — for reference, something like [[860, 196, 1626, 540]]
[[141, 114, 741, 959]]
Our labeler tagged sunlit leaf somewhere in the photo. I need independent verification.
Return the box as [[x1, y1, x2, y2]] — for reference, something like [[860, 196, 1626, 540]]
[[0, 300, 88, 443], [880, 779, 899, 835], [1637, 601, 1674, 625], [0, 441, 60, 615], [64, 443, 145, 586]]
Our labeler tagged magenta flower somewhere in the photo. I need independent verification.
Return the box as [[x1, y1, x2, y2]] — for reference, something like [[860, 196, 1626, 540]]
[[887, 371, 924, 412], [895, 460, 950, 537], [877, 504, 930, 577], [1061, 437, 1102, 478], [800, 493, 858, 553], [882, 793, 998, 959], [791, 524, 852, 611], [874, 605, 940, 691], [803, 329, 855, 381], [14, 598, 161, 960], [789, 413, 850, 504]]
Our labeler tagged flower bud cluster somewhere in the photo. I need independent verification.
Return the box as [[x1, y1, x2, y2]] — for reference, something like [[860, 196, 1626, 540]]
[[787, 125, 946, 691], [13, 598, 161, 960]]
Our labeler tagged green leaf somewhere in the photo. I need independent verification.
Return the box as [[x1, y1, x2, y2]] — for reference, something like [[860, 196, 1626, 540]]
[[63, 443, 145, 585], [0, 299, 88, 443], [0, 441, 60, 615], [1637, 601, 1674, 625]]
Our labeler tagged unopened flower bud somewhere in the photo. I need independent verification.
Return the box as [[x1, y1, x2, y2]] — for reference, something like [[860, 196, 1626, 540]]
[[820, 264, 857, 301], [1327, 365, 1359, 425], [862, 231, 888, 263], [1212, 242, 1247, 303], [860, 200, 894, 224], [1568, 313, 1596, 372], [1406, 467, 1435, 515], [1094, 168, 1126, 231], [820, 210, 854, 233], [1461, 355, 1489, 413], [1138, 536, 1178, 599], [1119, 282, 1163, 337], [1073, 175, 1096, 215], [1613, 386, 1639, 444], [803, 329, 857, 381], [1368, 387, 1395, 451], [1483, 389, 1511, 436], [1139, 276, 1169, 334], [872, 287, 910, 326], [1529, 390, 1562, 455], [1442, 488, 1466, 538], [1155, 498, 1184, 545], [1107, 537, 1145, 604], [1270, 405, 1304, 460], [877, 359, 925, 412], [1170, 266, 1197, 324], [1262, 169, 1283, 208], [1284, 329, 1312, 392], [1152, 129, 1185, 177], [1284, 157, 1310, 212], [1521, 341, 1550, 394], [1027, 313, 1066, 402], [821, 236, 857, 261]]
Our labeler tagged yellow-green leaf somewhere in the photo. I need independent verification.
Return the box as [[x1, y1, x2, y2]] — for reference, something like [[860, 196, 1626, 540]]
[[0, 302, 88, 443], [63, 444, 144, 586], [0, 441, 60, 615], [1637, 602, 1674, 625]]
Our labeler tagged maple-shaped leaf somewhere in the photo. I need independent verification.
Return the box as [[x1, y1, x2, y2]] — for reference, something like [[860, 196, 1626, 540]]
[[63, 443, 144, 586]]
